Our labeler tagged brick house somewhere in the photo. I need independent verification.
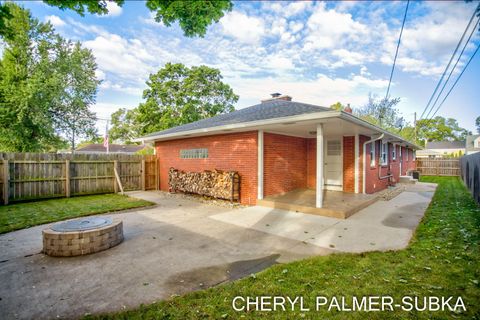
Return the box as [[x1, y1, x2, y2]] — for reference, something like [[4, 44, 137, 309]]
[[140, 94, 418, 209]]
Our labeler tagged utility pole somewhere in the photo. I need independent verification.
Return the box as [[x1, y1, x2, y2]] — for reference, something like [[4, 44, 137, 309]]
[[413, 112, 417, 144]]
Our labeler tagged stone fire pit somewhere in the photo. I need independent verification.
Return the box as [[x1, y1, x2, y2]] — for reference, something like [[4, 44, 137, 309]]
[[43, 217, 123, 257]]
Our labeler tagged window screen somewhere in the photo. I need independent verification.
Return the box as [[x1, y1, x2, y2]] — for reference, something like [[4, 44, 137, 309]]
[[327, 140, 341, 156], [370, 142, 376, 167], [381, 142, 388, 165], [180, 148, 208, 159]]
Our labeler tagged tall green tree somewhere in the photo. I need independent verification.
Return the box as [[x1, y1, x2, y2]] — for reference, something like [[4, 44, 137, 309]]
[[416, 116, 471, 146], [1, 0, 233, 38], [50, 41, 99, 152], [134, 63, 238, 135], [109, 108, 140, 144], [0, 3, 99, 152], [0, 3, 59, 151], [475, 115, 480, 134], [355, 94, 405, 132]]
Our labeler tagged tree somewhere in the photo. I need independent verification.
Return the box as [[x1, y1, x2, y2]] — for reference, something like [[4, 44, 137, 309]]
[[354, 94, 405, 132], [0, 3, 59, 151], [146, 0, 233, 37], [134, 63, 238, 135], [0, 3, 99, 152], [475, 116, 480, 134], [330, 102, 345, 111], [416, 116, 471, 146], [109, 108, 140, 144], [1, 0, 233, 39], [50, 41, 100, 152]]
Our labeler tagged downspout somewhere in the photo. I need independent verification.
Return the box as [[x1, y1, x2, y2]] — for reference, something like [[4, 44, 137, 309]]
[[362, 133, 384, 194]]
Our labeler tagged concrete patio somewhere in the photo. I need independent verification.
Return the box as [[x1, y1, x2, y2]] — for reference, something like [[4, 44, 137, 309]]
[[0, 182, 436, 319], [214, 182, 436, 253]]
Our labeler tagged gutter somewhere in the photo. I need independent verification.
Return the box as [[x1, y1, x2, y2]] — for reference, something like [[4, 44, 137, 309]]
[[362, 133, 384, 194]]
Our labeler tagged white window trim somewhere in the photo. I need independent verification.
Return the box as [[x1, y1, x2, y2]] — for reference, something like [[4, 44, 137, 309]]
[[381, 141, 388, 166], [392, 143, 396, 160], [370, 141, 376, 167]]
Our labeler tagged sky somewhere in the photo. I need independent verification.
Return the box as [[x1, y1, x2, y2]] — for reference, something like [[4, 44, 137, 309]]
[[18, 0, 480, 133]]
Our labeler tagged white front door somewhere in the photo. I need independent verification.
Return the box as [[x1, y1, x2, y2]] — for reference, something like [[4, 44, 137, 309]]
[[324, 138, 343, 191]]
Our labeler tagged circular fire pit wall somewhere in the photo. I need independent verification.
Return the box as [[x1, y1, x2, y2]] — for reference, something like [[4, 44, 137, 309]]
[[43, 217, 123, 257]]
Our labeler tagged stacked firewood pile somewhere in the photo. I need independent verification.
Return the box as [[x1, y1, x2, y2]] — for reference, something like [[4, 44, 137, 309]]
[[169, 167, 240, 201], [168, 168, 240, 201]]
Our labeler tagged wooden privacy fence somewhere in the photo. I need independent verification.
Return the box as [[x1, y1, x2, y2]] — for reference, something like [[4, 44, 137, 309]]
[[415, 158, 460, 176], [0, 153, 159, 204]]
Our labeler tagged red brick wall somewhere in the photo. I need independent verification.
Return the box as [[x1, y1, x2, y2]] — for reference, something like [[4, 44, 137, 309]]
[[155, 131, 258, 205], [263, 133, 308, 196], [343, 136, 355, 192], [363, 140, 416, 194]]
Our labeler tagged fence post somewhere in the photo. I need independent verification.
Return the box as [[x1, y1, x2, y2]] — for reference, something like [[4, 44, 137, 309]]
[[65, 160, 71, 197], [113, 160, 118, 193], [155, 158, 159, 191], [141, 159, 146, 191], [3, 160, 9, 205]]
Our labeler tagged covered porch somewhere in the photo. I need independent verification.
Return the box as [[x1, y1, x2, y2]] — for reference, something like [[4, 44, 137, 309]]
[[255, 114, 391, 218], [257, 188, 379, 219]]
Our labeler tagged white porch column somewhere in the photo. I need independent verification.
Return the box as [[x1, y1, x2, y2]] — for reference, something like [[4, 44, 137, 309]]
[[354, 134, 359, 193], [257, 130, 264, 200], [316, 124, 324, 208]]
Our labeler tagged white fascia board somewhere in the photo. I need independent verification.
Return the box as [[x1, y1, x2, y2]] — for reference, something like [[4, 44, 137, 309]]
[[339, 112, 422, 150], [139, 110, 341, 142]]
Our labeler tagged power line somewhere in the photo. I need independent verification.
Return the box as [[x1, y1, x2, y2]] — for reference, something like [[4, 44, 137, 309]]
[[424, 16, 480, 120], [385, 0, 409, 99], [419, 3, 479, 119], [428, 41, 480, 120]]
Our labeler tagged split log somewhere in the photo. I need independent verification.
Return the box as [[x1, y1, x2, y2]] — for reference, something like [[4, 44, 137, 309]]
[[169, 167, 240, 201]]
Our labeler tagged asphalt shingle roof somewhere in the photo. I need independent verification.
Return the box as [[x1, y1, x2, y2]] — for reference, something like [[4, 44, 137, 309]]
[[425, 140, 465, 149], [144, 100, 331, 137]]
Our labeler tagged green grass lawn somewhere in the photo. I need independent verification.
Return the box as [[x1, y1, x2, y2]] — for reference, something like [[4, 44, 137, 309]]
[[0, 194, 154, 234], [89, 176, 480, 319]]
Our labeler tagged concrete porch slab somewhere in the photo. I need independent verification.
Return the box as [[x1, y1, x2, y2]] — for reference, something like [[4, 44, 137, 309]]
[[257, 188, 379, 218], [211, 182, 437, 253]]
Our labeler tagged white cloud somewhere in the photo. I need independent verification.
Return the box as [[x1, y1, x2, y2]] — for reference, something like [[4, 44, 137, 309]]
[[220, 11, 265, 44], [304, 3, 368, 50], [45, 15, 65, 27], [104, 1, 123, 17], [83, 33, 156, 81]]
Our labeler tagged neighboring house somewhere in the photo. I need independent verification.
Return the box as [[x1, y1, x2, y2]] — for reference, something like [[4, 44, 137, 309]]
[[416, 149, 443, 159], [466, 134, 480, 155], [424, 141, 465, 158], [139, 94, 419, 207], [75, 144, 148, 154]]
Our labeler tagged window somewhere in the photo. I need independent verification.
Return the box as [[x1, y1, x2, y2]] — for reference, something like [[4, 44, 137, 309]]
[[180, 148, 208, 159], [392, 144, 396, 160], [381, 142, 388, 166], [370, 141, 376, 167], [327, 140, 341, 156]]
